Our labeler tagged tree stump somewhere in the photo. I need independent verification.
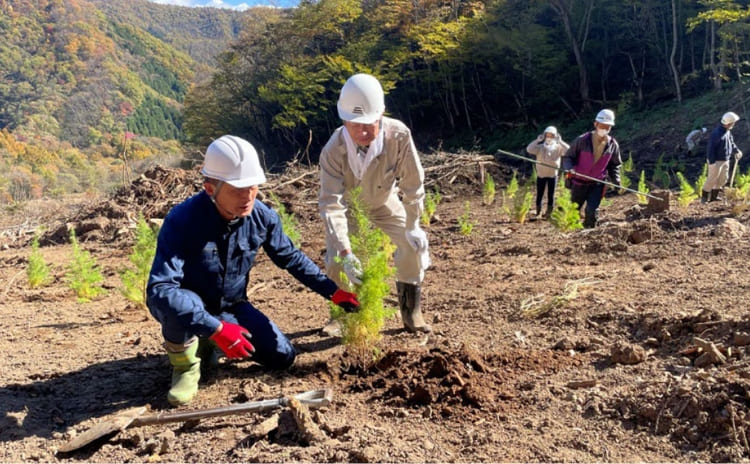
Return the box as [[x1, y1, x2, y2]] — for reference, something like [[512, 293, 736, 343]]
[[645, 190, 670, 214]]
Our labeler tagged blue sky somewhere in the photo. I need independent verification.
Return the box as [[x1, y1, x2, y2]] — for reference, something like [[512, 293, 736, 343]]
[[147, 0, 298, 10]]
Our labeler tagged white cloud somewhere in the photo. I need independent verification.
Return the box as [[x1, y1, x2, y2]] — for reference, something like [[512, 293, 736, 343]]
[[207, 0, 250, 10], [148, 0, 256, 10], [149, 0, 202, 6]]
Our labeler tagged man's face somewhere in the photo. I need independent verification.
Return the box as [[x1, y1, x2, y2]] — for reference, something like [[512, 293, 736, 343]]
[[343, 119, 381, 146], [594, 122, 612, 133], [205, 182, 258, 220]]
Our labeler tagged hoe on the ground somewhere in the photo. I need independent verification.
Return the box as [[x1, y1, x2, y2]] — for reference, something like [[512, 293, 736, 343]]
[[57, 388, 333, 454]]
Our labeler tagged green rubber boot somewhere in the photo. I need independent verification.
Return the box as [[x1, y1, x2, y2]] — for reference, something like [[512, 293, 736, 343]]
[[197, 338, 220, 376], [166, 339, 201, 406]]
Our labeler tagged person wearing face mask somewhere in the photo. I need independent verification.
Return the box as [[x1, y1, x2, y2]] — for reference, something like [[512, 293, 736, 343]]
[[318, 73, 432, 335], [701, 112, 742, 203], [526, 126, 569, 218], [147, 135, 360, 406], [562, 109, 623, 228]]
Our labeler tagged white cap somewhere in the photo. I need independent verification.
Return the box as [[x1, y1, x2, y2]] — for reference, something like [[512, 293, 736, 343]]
[[200, 135, 266, 188], [595, 109, 615, 126], [544, 126, 558, 136], [337, 73, 385, 124], [721, 112, 740, 125]]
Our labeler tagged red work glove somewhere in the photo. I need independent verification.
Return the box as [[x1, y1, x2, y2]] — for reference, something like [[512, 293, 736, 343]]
[[209, 321, 255, 359], [331, 289, 361, 313]]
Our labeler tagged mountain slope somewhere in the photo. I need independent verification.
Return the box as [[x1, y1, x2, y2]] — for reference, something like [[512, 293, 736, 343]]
[[90, 0, 243, 70], [0, 0, 241, 147]]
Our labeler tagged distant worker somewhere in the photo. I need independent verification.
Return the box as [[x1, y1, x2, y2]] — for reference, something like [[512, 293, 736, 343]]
[[147, 135, 360, 406], [685, 126, 707, 155], [562, 109, 623, 228], [526, 126, 569, 218], [702, 112, 742, 203], [319, 73, 432, 334]]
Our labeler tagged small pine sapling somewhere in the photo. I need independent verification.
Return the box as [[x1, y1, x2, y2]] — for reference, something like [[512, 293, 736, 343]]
[[267, 191, 301, 247], [620, 154, 634, 193], [66, 229, 105, 302], [637, 170, 649, 205], [482, 174, 496, 205], [510, 182, 533, 223], [501, 171, 519, 208], [458, 201, 476, 235], [27, 233, 50, 288], [652, 153, 671, 188], [694, 163, 708, 196], [119, 215, 158, 315], [725, 167, 750, 213], [676, 172, 698, 207], [332, 187, 396, 365], [421, 187, 442, 226], [550, 186, 583, 231], [734, 168, 750, 198]]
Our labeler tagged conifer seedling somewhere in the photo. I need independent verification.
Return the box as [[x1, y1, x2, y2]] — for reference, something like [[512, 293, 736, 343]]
[[119, 215, 158, 317], [458, 201, 476, 235], [268, 191, 302, 247], [482, 174, 496, 205], [421, 187, 442, 227], [637, 170, 650, 205], [332, 187, 396, 366], [694, 163, 708, 196], [67, 229, 105, 302], [676, 172, 698, 207], [27, 233, 50, 288], [550, 184, 582, 232]]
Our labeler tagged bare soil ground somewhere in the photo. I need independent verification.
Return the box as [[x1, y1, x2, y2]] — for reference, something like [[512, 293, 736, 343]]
[[2, 157, 750, 463]]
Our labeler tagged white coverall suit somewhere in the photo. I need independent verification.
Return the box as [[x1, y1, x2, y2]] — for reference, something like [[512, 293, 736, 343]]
[[319, 117, 427, 286]]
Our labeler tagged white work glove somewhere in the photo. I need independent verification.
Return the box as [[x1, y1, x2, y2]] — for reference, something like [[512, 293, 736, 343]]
[[419, 248, 431, 271], [405, 226, 429, 253], [735, 150, 743, 160], [341, 253, 362, 286]]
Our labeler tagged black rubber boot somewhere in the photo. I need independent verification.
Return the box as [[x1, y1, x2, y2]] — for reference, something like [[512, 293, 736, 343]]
[[701, 190, 710, 203], [396, 282, 432, 333], [583, 212, 597, 229], [710, 189, 720, 202]]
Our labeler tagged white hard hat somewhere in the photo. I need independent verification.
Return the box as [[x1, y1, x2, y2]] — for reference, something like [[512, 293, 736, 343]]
[[200, 135, 266, 188], [544, 126, 558, 136], [702, 127, 707, 133], [721, 111, 740, 125], [337, 73, 385, 124], [595, 109, 615, 126]]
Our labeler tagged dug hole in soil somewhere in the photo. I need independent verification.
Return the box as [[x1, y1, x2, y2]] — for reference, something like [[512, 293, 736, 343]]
[[2, 155, 750, 462]]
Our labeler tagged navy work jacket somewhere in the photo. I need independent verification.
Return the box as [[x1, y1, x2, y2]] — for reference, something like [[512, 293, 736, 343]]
[[706, 125, 738, 164], [147, 191, 337, 337]]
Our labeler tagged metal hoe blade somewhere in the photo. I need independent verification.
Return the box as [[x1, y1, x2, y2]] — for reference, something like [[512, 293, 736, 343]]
[[57, 388, 333, 454]]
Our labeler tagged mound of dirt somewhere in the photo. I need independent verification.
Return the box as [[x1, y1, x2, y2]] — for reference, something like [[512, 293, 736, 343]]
[[340, 344, 585, 419], [41, 166, 202, 245], [612, 373, 750, 462]]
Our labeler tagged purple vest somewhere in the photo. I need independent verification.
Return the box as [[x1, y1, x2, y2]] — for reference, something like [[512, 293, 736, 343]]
[[573, 133, 612, 183]]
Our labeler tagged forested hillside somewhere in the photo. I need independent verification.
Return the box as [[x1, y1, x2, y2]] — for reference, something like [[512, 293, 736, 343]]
[[3, 0, 750, 203], [0, 0, 241, 203], [90, 0, 244, 73], [184, 0, 750, 167]]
